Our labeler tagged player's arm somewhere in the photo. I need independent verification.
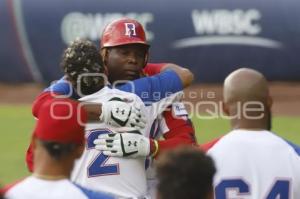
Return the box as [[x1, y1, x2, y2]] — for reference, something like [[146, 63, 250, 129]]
[[32, 79, 145, 126], [143, 63, 197, 156], [146, 62, 195, 88], [95, 66, 195, 158], [161, 63, 194, 88], [95, 104, 197, 159], [144, 63, 194, 88], [117, 69, 193, 104], [150, 109, 197, 158]]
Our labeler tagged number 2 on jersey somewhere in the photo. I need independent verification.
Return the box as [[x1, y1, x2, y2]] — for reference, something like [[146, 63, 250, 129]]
[[86, 129, 119, 177]]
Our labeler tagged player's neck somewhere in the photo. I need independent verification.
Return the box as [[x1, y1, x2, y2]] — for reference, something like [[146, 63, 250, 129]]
[[231, 119, 269, 131], [33, 164, 71, 180], [33, 173, 68, 181], [33, 156, 73, 181]]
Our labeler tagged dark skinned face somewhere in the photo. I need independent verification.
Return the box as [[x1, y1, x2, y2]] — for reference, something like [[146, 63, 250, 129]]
[[105, 44, 148, 83]]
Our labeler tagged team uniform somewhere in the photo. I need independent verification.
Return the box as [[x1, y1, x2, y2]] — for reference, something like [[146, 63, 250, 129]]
[[72, 85, 181, 198], [4, 176, 114, 199], [203, 129, 300, 199]]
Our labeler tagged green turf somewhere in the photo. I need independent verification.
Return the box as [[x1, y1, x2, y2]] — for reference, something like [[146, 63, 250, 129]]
[[192, 116, 300, 144], [0, 105, 33, 185], [0, 104, 299, 185]]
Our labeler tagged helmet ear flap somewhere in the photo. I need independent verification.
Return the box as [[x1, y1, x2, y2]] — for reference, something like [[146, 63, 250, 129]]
[[100, 48, 108, 66], [100, 48, 110, 76]]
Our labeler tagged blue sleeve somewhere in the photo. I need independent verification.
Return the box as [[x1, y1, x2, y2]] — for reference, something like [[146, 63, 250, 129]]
[[285, 139, 300, 157], [74, 184, 116, 199], [43, 77, 79, 99], [117, 70, 183, 102]]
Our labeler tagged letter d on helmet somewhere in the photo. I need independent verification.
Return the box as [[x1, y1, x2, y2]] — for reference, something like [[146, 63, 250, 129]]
[[100, 18, 150, 48]]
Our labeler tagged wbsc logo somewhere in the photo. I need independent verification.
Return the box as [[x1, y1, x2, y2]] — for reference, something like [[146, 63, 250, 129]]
[[173, 9, 283, 49], [61, 12, 154, 44]]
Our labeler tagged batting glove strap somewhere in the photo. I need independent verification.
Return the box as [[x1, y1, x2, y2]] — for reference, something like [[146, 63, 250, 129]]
[[94, 132, 150, 158]]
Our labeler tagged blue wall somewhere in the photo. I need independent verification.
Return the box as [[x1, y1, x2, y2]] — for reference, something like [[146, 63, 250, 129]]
[[1, 0, 300, 83]]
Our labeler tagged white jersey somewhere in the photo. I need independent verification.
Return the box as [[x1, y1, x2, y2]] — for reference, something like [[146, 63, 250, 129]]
[[5, 176, 114, 199], [207, 129, 300, 199], [71, 86, 181, 198]]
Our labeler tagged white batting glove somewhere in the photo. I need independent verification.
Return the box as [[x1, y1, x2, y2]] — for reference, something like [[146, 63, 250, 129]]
[[93, 131, 150, 158], [100, 99, 146, 130]]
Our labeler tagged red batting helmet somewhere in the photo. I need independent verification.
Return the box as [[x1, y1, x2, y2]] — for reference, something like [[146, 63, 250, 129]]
[[100, 18, 150, 48]]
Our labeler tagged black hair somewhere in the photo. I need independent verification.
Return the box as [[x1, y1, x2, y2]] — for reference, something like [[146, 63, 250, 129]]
[[40, 140, 77, 161], [156, 146, 216, 199], [61, 38, 105, 96]]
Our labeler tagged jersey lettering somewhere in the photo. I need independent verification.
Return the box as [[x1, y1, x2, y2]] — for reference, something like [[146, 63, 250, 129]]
[[86, 129, 119, 177], [215, 178, 290, 199]]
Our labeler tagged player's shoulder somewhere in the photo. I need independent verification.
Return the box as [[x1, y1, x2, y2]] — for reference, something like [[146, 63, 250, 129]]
[[207, 129, 300, 158], [1, 178, 25, 196], [43, 76, 79, 98], [4, 177, 33, 198], [200, 137, 223, 152], [74, 183, 115, 199], [204, 129, 265, 153], [44, 76, 70, 92], [270, 133, 300, 157], [256, 130, 300, 157]]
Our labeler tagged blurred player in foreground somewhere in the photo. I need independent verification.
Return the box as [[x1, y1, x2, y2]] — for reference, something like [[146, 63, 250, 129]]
[[156, 146, 216, 199], [4, 99, 115, 199], [202, 68, 300, 198]]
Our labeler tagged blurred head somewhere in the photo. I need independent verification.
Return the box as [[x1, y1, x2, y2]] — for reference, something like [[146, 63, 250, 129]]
[[100, 18, 150, 83], [33, 98, 87, 161], [223, 68, 272, 130], [61, 38, 106, 96], [156, 146, 216, 199]]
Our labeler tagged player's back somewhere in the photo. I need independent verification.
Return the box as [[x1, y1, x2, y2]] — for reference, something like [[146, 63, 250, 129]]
[[207, 129, 300, 199], [4, 176, 114, 199], [71, 86, 174, 198]]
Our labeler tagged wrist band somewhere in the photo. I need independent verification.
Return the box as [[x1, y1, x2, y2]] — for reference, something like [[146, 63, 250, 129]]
[[151, 140, 159, 157]]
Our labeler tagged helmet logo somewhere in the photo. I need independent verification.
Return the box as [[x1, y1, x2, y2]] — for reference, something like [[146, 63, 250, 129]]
[[124, 23, 137, 37]]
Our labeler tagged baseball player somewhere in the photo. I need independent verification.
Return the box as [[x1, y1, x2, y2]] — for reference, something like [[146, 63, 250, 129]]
[[25, 38, 193, 197], [95, 18, 196, 198], [63, 39, 191, 198], [201, 68, 300, 199], [4, 98, 115, 199]]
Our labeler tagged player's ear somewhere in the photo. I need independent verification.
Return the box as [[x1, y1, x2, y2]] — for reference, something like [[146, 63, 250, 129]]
[[222, 101, 229, 116], [267, 96, 273, 109], [100, 48, 108, 67], [32, 136, 37, 150]]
